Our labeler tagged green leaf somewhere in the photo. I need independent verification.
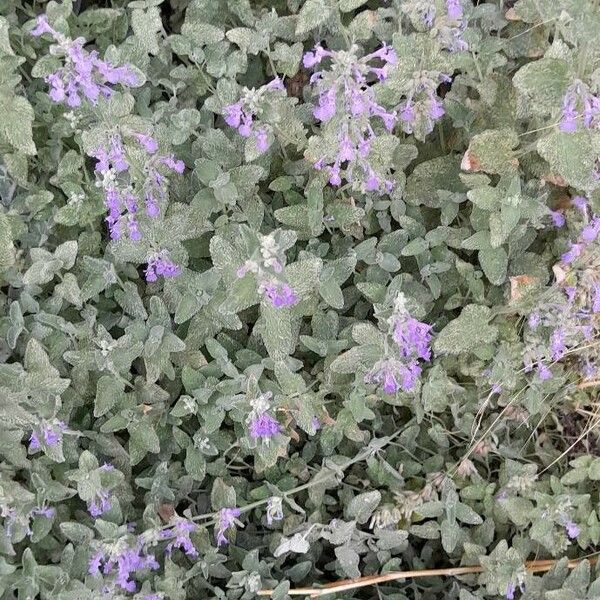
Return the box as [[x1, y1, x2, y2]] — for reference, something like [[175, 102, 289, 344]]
[[94, 375, 125, 418], [338, 0, 368, 11], [131, 7, 162, 54], [128, 419, 160, 465], [513, 58, 570, 117], [184, 446, 206, 481], [462, 129, 519, 175], [479, 246, 508, 285], [346, 491, 381, 524], [0, 210, 14, 269], [537, 131, 600, 192], [0, 92, 35, 155], [434, 305, 498, 356], [295, 0, 332, 36], [329, 345, 380, 374]]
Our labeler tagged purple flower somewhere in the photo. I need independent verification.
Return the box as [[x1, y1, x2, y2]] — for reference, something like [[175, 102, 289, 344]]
[[565, 520, 580, 539], [160, 155, 185, 173], [304, 44, 402, 192], [145, 253, 181, 283], [561, 242, 584, 265], [393, 316, 432, 362], [303, 44, 330, 68], [367, 43, 398, 65], [29, 432, 41, 451], [29, 422, 66, 452], [427, 95, 445, 120], [537, 362, 553, 380], [88, 489, 112, 517], [266, 497, 284, 525], [328, 163, 342, 186], [134, 133, 158, 154], [249, 413, 281, 440], [165, 519, 197, 557], [506, 583, 516, 600], [338, 136, 355, 163], [400, 101, 415, 123], [260, 280, 298, 308], [30, 15, 55, 37], [549, 210, 565, 227], [89, 551, 104, 576], [550, 328, 566, 360], [572, 195, 588, 212], [560, 98, 578, 132], [365, 358, 421, 394], [583, 95, 600, 128], [593, 284, 600, 313], [89, 544, 159, 592], [32, 506, 55, 519], [215, 508, 241, 546], [446, 0, 463, 20], [32, 23, 136, 107], [581, 216, 600, 242], [528, 312, 541, 329], [314, 89, 337, 122], [255, 128, 269, 153], [238, 114, 253, 137], [223, 79, 285, 148], [224, 102, 243, 128], [446, 0, 463, 19]]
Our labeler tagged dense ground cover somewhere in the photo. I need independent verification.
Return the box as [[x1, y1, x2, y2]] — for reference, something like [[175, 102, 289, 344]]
[[0, 0, 600, 598]]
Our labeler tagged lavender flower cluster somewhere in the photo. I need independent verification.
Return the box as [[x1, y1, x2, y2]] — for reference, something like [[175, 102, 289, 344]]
[[237, 232, 298, 308], [89, 542, 159, 593], [366, 294, 433, 394], [246, 391, 282, 442], [28, 420, 66, 452], [304, 43, 399, 193], [30, 15, 137, 107], [397, 70, 449, 139], [304, 41, 452, 189], [223, 78, 286, 154], [90, 132, 184, 281], [31, 14, 184, 285], [407, 0, 468, 52], [524, 196, 600, 380], [559, 80, 600, 133], [1, 504, 55, 540]]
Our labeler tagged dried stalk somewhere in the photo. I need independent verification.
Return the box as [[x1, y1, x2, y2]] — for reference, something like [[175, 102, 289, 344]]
[[578, 379, 600, 389], [257, 556, 598, 597]]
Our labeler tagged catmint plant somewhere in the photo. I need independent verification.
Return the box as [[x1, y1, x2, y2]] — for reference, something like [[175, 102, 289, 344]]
[[266, 497, 284, 525], [303, 43, 398, 193], [397, 70, 449, 139], [524, 198, 600, 380], [30, 15, 137, 107], [91, 132, 184, 243], [223, 77, 286, 154], [559, 80, 600, 132], [365, 293, 432, 394], [89, 541, 159, 593], [402, 0, 468, 52], [28, 420, 66, 452], [237, 231, 298, 308], [215, 507, 242, 546]]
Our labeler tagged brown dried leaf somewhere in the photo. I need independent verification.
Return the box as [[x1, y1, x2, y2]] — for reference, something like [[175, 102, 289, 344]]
[[460, 150, 482, 172], [509, 275, 539, 303]]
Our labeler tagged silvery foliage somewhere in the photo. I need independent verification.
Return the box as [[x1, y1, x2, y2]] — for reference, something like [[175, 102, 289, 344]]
[[0, 0, 600, 598]]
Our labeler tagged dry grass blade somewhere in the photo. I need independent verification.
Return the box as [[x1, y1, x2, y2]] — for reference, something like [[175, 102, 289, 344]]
[[257, 556, 599, 597]]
